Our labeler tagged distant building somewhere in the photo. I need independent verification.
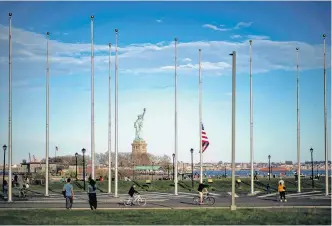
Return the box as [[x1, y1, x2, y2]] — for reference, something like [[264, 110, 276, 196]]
[[285, 161, 293, 165]]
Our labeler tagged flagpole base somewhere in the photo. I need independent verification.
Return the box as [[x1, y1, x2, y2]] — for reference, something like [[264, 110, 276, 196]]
[[230, 205, 237, 211]]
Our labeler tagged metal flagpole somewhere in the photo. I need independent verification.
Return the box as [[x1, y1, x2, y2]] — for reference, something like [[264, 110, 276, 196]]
[[108, 43, 112, 194], [45, 31, 50, 197], [230, 51, 236, 211], [8, 12, 13, 202], [174, 37, 178, 195], [114, 29, 119, 197], [90, 15, 95, 180], [199, 49, 203, 184], [249, 40, 254, 194], [323, 34, 328, 196], [296, 47, 301, 193]]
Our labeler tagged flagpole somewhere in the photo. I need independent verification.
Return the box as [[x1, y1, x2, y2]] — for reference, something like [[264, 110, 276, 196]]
[[8, 12, 13, 202], [296, 47, 301, 193], [55, 147, 56, 162], [90, 15, 95, 180], [108, 42, 112, 194], [230, 51, 236, 211], [45, 31, 50, 197], [249, 40, 254, 194], [174, 37, 178, 196], [199, 49, 203, 184], [323, 34, 328, 196], [114, 28, 119, 198]]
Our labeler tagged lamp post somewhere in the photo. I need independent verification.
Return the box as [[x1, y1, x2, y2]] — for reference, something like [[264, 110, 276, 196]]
[[190, 148, 194, 188], [75, 152, 78, 180], [310, 148, 314, 188], [152, 161, 154, 181], [172, 153, 175, 180], [2, 145, 7, 188], [268, 155, 271, 181], [82, 148, 86, 191]]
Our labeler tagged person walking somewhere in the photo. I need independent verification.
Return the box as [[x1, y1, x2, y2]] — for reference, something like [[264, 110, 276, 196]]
[[278, 181, 287, 202], [88, 177, 97, 210]]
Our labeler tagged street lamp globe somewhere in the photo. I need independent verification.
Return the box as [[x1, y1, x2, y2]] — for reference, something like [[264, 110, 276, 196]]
[[2, 144, 7, 152], [323, 34, 326, 38], [75, 152, 78, 157], [268, 155, 271, 159], [190, 148, 193, 153], [82, 148, 86, 154], [310, 148, 313, 153], [172, 153, 175, 158]]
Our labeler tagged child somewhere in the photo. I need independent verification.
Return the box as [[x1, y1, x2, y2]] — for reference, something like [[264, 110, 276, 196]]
[[278, 182, 287, 202]]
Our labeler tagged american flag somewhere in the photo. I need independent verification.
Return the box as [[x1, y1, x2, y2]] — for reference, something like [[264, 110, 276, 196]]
[[55, 146, 58, 151], [201, 123, 210, 153]]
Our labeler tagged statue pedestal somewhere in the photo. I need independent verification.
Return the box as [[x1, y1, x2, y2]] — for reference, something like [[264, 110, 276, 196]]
[[131, 140, 150, 165], [132, 140, 147, 154]]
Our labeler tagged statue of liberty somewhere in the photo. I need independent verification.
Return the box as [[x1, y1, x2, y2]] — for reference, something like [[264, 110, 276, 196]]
[[134, 108, 146, 140]]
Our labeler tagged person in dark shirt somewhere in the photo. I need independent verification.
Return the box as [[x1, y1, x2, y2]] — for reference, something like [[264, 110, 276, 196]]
[[128, 185, 139, 204], [198, 182, 208, 204]]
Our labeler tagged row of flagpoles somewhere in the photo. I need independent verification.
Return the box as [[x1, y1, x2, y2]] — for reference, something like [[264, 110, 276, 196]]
[[5, 14, 329, 205]]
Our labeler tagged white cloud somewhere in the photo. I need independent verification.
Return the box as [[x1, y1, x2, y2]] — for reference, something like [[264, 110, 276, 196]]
[[202, 24, 231, 32], [234, 22, 253, 29], [247, 35, 270, 40], [156, 19, 162, 23], [0, 24, 330, 87], [182, 58, 192, 62], [231, 35, 242, 39], [204, 22, 253, 32]]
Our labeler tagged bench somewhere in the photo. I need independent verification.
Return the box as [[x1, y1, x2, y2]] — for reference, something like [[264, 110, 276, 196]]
[[146, 180, 151, 184]]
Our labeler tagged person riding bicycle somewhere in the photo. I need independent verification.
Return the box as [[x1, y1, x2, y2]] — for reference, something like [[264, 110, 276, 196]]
[[62, 178, 74, 209], [128, 184, 139, 204], [198, 181, 208, 204]]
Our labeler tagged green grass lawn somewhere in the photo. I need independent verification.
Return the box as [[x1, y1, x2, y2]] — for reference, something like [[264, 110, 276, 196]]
[[25, 177, 330, 196], [0, 208, 330, 225]]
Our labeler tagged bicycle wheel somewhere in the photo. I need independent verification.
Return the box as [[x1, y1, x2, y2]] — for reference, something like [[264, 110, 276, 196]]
[[137, 197, 146, 206], [123, 199, 132, 207], [206, 196, 215, 205], [193, 196, 199, 205]]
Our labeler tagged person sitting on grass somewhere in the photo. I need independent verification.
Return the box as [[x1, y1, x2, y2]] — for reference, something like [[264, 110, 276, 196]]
[[278, 181, 287, 202], [128, 184, 139, 205], [62, 178, 74, 208]]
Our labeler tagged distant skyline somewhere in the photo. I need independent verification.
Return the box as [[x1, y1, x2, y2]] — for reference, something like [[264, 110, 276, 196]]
[[0, 1, 331, 164]]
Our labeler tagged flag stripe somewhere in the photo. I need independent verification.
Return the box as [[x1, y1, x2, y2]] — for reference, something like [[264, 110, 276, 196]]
[[201, 123, 210, 153]]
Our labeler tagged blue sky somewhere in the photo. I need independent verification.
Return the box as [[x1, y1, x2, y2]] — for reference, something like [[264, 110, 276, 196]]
[[0, 1, 331, 165]]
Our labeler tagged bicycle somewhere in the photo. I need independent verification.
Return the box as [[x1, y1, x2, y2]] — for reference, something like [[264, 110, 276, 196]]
[[193, 193, 215, 205], [65, 196, 73, 209], [123, 194, 146, 206]]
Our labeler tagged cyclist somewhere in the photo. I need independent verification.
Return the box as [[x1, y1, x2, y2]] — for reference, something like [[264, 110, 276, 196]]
[[198, 181, 208, 204], [128, 184, 139, 205], [62, 178, 74, 209]]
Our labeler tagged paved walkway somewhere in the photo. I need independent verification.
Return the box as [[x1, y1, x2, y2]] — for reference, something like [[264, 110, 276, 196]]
[[0, 190, 330, 209]]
